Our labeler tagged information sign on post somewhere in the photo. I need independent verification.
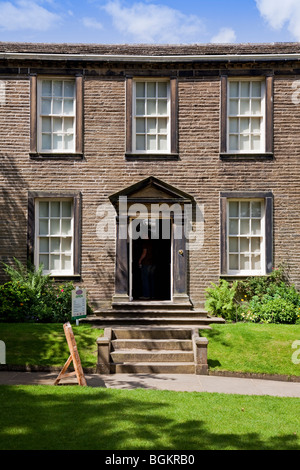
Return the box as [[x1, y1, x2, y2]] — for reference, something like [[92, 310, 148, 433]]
[[72, 287, 87, 325]]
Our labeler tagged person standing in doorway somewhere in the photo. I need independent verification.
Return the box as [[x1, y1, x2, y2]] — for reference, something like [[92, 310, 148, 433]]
[[138, 234, 156, 300]]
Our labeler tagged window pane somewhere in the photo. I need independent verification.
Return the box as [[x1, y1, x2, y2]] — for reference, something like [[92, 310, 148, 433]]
[[240, 202, 250, 218], [136, 118, 145, 133], [251, 99, 261, 115], [50, 219, 60, 235], [229, 82, 239, 97], [229, 202, 239, 217], [251, 117, 261, 133], [241, 82, 250, 97], [251, 135, 261, 151], [42, 80, 52, 97], [42, 134, 51, 150], [39, 238, 49, 253], [240, 219, 249, 235], [39, 219, 49, 236], [158, 100, 167, 115], [240, 135, 250, 150], [251, 237, 261, 253], [240, 238, 250, 253], [39, 201, 49, 218], [136, 82, 145, 98], [64, 81, 75, 98], [251, 219, 261, 235], [53, 99, 62, 114], [65, 134, 74, 150], [61, 219, 72, 235], [53, 118, 63, 133], [229, 99, 238, 115], [53, 81, 63, 97], [229, 219, 239, 235], [51, 238, 60, 253], [62, 237, 72, 252], [229, 135, 238, 151], [62, 201, 72, 217], [41, 98, 51, 115], [158, 82, 168, 97], [147, 82, 156, 98], [240, 118, 250, 133], [50, 254, 60, 271], [252, 255, 261, 270], [147, 134, 157, 151], [53, 134, 63, 150], [229, 118, 238, 133], [252, 82, 261, 98], [50, 202, 60, 217], [147, 100, 156, 115], [229, 254, 239, 270], [64, 117, 74, 133], [251, 201, 262, 218], [64, 99, 74, 115], [240, 99, 250, 115], [229, 237, 238, 252], [39, 254, 49, 271], [42, 117, 51, 132], [158, 135, 167, 150], [158, 118, 168, 133], [240, 255, 250, 270], [147, 118, 156, 134], [61, 255, 72, 271], [136, 134, 145, 150], [136, 100, 145, 115]]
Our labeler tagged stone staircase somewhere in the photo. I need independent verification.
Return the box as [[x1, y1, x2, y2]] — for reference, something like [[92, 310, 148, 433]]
[[97, 326, 211, 375]]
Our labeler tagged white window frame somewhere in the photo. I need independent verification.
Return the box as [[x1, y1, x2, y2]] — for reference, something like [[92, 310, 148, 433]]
[[227, 78, 266, 154], [132, 78, 171, 154], [34, 198, 74, 275], [37, 78, 76, 153], [227, 198, 266, 276]]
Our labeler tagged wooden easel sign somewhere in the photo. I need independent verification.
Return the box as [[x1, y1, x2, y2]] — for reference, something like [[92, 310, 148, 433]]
[[54, 322, 87, 386]]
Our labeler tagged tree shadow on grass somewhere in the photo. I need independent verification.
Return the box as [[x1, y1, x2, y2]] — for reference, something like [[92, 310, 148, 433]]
[[0, 386, 299, 451]]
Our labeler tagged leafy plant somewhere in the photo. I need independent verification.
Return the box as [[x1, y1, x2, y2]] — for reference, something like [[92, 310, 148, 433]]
[[205, 279, 241, 321]]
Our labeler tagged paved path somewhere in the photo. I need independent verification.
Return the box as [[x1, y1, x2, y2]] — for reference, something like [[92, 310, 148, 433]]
[[1, 371, 300, 397]]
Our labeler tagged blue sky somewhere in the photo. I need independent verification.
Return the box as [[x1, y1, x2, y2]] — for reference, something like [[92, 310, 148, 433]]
[[0, 0, 299, 44]]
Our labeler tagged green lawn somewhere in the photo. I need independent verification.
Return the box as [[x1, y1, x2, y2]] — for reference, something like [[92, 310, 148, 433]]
[[0, 385, 299, 450], [0, 323, 102, 368], [1, 322, 300, 377], [203, 323, 300, 377]]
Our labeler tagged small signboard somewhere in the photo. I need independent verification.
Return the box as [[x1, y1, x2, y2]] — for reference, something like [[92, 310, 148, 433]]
[[72, 287, 87, 320]]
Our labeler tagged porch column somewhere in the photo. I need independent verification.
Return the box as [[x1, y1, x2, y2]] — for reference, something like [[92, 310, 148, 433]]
[[112, 215, 129, 303], [173, 216, 190, 304]]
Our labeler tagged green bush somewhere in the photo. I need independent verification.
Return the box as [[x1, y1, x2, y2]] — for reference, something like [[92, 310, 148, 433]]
[[205, 266, 300, 324], [0, 258, 93, 323]]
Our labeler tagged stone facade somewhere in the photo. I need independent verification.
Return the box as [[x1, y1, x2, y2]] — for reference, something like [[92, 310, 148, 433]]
[[1, 43, 300, 310]]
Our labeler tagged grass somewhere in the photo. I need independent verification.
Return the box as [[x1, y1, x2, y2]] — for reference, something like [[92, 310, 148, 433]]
[[0, 323, 102, 368], [203, 323, 300, 377], [0, 385, 299, 450]]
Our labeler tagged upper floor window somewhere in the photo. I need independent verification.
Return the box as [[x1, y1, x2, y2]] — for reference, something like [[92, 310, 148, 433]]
[[228, 79, 265, 153], [133, 80, 170, 153], [126, 77, 178, 159], [30, 75, 83, 157], [220, 76, 273, 157]]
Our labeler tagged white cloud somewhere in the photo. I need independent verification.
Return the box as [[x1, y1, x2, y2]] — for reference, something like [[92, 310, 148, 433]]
[[103, 0, 206, 43], [82, 17, 103, 30], [0, 0, 61, 31], [255, 0, 300, 40], [210, 27, 236, 44]]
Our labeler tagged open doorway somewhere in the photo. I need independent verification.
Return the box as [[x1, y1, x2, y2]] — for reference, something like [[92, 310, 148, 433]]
[[130, 219, 172, 301]]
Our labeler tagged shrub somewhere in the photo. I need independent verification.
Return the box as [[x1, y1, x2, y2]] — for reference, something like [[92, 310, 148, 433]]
[[204, 279, 242, 321], [0, 258, 93, 323]]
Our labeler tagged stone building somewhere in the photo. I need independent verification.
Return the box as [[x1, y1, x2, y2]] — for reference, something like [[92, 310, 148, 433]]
[[1, 42, 300, 314]]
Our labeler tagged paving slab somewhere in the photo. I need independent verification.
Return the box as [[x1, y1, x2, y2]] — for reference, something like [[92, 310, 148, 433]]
[[1, 371, 300, 397]]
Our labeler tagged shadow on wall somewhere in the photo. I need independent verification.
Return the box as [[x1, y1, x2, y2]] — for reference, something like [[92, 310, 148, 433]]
[[0, 155, 27, 283]]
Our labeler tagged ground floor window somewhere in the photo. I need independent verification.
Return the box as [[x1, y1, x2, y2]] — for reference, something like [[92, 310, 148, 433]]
[[28, 191, 81, 277], [220, 191, 273, 276]]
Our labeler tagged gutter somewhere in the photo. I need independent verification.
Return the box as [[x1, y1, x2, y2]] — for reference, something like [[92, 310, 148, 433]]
[[1, 52, 300, 62]]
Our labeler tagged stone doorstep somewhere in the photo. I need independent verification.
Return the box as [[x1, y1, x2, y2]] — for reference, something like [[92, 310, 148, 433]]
[[110, 349, 195, 363], [110, 362, 197, 374], [111, 339, 193, 350]]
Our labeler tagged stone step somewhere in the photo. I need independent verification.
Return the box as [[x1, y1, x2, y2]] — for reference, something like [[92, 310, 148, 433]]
[[111, 301, 194, 310], [110, 362, 196, 374], [93, 309, 208, 317], [112, 327, 194, 340], [111, 339, 193, 350], [110, 349, 195, 363], [82, 315, 216, 327]]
